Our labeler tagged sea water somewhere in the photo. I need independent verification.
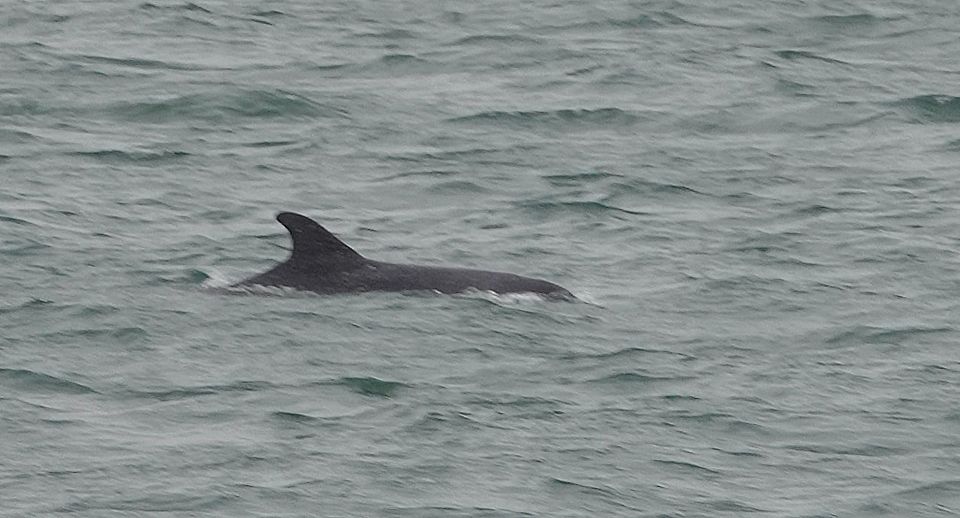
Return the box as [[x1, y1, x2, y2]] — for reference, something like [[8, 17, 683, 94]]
[[2, 1, 960, 516]]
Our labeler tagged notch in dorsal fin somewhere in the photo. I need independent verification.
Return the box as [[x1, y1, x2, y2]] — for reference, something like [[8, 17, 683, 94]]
[[276, 212, 364, 267]]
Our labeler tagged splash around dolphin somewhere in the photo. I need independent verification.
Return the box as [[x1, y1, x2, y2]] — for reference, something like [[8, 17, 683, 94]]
[[233, 212, 573, 299]]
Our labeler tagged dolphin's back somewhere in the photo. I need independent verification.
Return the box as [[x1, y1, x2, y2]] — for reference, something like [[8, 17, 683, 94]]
[[234, 212, 572, 298], [356, 261, 571, 296]]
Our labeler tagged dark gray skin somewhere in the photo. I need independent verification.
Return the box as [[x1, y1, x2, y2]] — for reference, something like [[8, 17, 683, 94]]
[[235, 212, 573, 299]]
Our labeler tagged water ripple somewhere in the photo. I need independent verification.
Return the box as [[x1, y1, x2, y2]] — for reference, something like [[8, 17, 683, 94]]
[[109, 90, 347, 122], [448, 108, 644, 128], [0, 368, 98, 395], [893, 94, 960, 123], [327, 376, 407, 398], [120, 381, 276, 401]]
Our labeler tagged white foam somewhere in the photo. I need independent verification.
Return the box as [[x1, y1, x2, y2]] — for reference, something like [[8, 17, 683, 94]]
[[223, 283, 308, 297], [455, 288, 567, 305], [198, 269, 306, 297], [199, 268, 235, 289]]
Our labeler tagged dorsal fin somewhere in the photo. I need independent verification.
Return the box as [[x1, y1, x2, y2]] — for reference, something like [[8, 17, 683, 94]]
[[276, 212, 364, 267]]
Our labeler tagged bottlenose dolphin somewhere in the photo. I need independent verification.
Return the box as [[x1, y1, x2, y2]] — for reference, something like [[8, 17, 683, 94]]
[[234, 212, 573, 298]]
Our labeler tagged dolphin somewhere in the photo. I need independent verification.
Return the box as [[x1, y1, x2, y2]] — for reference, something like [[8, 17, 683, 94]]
[[233, 212, 573, 299]]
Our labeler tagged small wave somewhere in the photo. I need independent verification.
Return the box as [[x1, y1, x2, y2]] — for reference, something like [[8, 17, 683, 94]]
[[712, 447, 764, 458], [467, 394, 567, 408], [378, 169, 459, 181], [520, 200, 647, 217], [446, 34, 544, 46], [607, 178, 706, 197], [0, 98, 48, 117], [0, 298, 55, 315], [355, 29, 418, 40], [0, 128, 40, 143], [805, 13, 899, 28], [448, 107, 642, 129], [271, 411, 319, 423], [33, 325, 147, 345], [111, 89, 346, 122], [324, 376, 406, 398], [381, 53, 424, 64], [706, 500, 769, 513], [140, 2, 212, 14], [0, 214, 37, 226], [789, 203, 841, 217], [73, 53, 210, 71], [609, 14, 669, 29], [938, 137, 960, 151], [892, 479, 960, 500], [61, 493, 235, 514], [0, 368, 97, 394], [537, 14, 664, 33], [424, 180, 491, 194], [586, 372, 694, 384], [67, 149, 190, 163], [251, 9, 288, 18], [893, 95, 960, 123], [660, 394, 701, 401], [775, 78, 817, 96], [381, 144, 542, 165], [653, 459, 722, 476], [168, 267, 208, 286], [560, 346, 694, 361], [1, 14, 69, 28], [5, 241, 52, 256], [74, 327, 148, 343], [182, 2, 213, 13], [243, 140, 299, 148], [72, 304, 122, 318], [243, 15, 274, 26], [824, 325, 953, 346], [567, 64, 606, 77], [123, 380, 275, 401], [773, 49, 850, 65], [128, 387, 219, 400], [785, 443, 907, 457], [384, 505, 536, 517], [404, 410, 507, 433], [549, 477, 622, 498], [363, 53, 432, 72], [542, 171, 624, 187]]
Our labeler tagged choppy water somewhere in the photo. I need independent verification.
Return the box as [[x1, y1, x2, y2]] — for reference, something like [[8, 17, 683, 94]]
[[3, 0, 960, 516]]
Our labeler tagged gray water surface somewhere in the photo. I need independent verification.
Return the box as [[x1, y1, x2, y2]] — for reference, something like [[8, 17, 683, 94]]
[[3, 1, 960, 516]]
